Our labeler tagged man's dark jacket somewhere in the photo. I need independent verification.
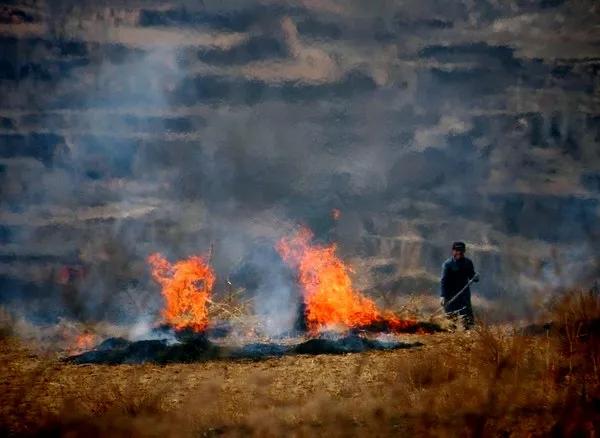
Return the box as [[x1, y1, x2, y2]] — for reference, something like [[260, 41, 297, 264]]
[[440, 257, 477, 304]]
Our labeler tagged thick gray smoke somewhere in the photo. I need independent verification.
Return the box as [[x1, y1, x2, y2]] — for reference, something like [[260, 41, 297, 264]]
[[1, 0, 599, 334]]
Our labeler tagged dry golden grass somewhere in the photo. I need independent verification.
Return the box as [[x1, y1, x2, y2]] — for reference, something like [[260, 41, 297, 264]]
[[1, 288, 599, 437]]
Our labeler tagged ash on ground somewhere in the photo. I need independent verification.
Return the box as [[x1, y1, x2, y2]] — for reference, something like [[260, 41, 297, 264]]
[[66, 327, 425, 365]]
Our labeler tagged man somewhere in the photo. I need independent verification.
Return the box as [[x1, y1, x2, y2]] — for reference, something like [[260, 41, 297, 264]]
[[440, 241, 479, 328]]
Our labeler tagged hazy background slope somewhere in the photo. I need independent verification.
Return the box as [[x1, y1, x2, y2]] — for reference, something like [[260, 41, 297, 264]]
[[0, 0, 599, 326]]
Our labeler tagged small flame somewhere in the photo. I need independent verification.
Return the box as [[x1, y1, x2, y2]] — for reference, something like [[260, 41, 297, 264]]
[[148, 253, 215, 332], [67, 331, 97, 354], [76, 332, 95, 350], [331, 208, 341, 221], [277, 227, 416, 332]]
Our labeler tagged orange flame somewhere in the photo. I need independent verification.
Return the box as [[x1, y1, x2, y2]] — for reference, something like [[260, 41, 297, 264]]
[[147, 253, 215, 332], [76, 332, 95, 350], [277, 227, 416, 332], [67, 331, 97, 354]]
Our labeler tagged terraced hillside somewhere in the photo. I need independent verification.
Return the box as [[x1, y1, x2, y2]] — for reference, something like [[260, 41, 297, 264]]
[[1, 1, 599, 325]]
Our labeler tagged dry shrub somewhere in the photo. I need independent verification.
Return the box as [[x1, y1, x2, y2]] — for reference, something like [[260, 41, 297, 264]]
[[379, 325, 555, 436], [0, 307, 15, 340], [544, 287, 600, 435], [548, 286, 600, 381]]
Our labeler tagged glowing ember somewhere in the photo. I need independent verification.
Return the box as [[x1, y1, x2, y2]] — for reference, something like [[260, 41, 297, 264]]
[[277, 227, 417, 332], [148, 253, 215, 332], [331, 208, 341, 221]]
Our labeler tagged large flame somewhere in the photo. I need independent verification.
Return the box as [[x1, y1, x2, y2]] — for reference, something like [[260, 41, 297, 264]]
[[148, 253, 215, 332], [277, 227, 416, 332]]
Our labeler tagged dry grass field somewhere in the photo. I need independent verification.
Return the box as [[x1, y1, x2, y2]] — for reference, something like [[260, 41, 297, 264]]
[[1, 288, 599, 437]]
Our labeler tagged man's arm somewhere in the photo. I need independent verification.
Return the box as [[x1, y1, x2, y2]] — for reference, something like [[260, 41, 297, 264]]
[[440, 262, 450, 298], [468, 260, 479, 282]]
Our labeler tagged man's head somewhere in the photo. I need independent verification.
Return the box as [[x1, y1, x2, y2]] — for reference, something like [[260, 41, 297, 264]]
[[452, 241, 466, 260]]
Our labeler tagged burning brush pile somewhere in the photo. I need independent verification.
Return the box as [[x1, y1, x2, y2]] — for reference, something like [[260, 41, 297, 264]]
[[68, 227, 441, 365]]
